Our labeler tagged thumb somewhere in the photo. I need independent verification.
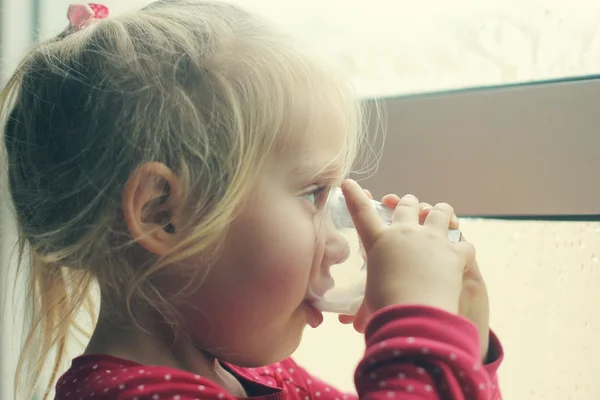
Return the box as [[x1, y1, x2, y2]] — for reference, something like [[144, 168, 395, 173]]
[[353, 302, 370, 334], [341, 180, 385, 250]]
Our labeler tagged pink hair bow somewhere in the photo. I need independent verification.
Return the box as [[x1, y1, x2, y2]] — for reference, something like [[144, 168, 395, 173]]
[[67, 3, 109, 31]]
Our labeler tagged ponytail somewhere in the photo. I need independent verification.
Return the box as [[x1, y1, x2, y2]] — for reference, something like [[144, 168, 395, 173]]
[[1, 72, 97, 400], [14, 248, 96, 400]]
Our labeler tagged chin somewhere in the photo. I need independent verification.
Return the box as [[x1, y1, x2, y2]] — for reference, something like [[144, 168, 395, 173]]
[[253, 330, 305, 367], [221, 342, 302, 368], [213, 320, 306, 368]]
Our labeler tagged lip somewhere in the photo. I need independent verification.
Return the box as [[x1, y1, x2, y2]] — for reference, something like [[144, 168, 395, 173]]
[[306, 275, 335, 300], [303, 301, 324, 328], [305, 286, 322, 303]]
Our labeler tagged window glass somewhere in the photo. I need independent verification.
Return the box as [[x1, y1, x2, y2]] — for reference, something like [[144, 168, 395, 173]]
[[1, 2, 597, 400]]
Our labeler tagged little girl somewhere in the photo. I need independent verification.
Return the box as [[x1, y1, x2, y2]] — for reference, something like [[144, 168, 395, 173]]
[[1, 2, 503, 399]]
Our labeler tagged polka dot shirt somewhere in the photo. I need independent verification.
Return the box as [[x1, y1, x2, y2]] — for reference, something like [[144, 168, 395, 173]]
[[55, 305, 503, 400]]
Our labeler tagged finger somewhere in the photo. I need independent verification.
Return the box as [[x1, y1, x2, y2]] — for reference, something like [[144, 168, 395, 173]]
[[353, 302, 369, 333], [422, 212, 459, 230], [338, 314, 355, 324], [381, 194, 400, 209], [342, 180, 386, 249], [391, 194, 420, 225], [450, 214, 460, 229], [420, 202, 460, 229], [363, 189, 373, 200], [419, 202, 433, 223], [423, 202, 454, 232]]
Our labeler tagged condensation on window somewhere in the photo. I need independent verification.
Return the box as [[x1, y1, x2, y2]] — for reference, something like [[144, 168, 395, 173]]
[[295, 220, 600, 400], [7, 1, 600, 400]]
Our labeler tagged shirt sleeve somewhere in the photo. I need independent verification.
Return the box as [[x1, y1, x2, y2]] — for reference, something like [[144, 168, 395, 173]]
[[291, 305, 503, 400], [483, 331, 503, 398], [355, 305, 502, 400]]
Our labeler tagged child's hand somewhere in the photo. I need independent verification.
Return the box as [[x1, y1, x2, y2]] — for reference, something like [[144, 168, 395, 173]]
[[458, 242, 490, 362], [341, 180, 475, 317], [338, 195, 460, 329], [339, 189, 490, 362], [413, 206, 490, 361], [414, 207, 490, 361]]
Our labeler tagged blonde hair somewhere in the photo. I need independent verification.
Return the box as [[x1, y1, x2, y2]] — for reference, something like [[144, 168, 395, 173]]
[[0, 0, 363, 398]]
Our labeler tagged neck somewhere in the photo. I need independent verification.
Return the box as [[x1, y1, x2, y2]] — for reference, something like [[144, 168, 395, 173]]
[[84, 303, 248, 397]]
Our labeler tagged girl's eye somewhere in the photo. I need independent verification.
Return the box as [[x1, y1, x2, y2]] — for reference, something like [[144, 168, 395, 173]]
[[303, 186, 330, 210]]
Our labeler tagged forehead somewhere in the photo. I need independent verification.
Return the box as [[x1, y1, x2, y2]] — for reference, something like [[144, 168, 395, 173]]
[[280, 110, 348, 183], [267, 64, 356, 184]]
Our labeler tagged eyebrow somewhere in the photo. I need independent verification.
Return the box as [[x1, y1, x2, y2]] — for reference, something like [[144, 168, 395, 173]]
[[291, 159, 345, 183]]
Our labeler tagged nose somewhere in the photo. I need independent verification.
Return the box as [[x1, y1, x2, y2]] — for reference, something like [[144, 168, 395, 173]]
[[324, 226, 350, 265]]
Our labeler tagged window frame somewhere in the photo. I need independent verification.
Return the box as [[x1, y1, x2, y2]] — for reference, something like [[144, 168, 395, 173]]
[[356, 77, 600, 219]]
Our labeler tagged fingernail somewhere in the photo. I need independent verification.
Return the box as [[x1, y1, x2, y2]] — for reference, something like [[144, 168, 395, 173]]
[[403, 194, 417, 199], [451, 214, 459, 224], [341, 179, 357, 190]]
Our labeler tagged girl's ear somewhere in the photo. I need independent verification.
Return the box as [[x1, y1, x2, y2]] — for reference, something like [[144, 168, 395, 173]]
[[123, 162, 184, 256]]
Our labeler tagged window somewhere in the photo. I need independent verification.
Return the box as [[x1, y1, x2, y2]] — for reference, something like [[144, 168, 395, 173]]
[[2, 1, 599, 399]]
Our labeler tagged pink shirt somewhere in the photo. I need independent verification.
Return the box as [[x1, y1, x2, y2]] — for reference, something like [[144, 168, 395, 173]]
[[55, 305, 503, 400]]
